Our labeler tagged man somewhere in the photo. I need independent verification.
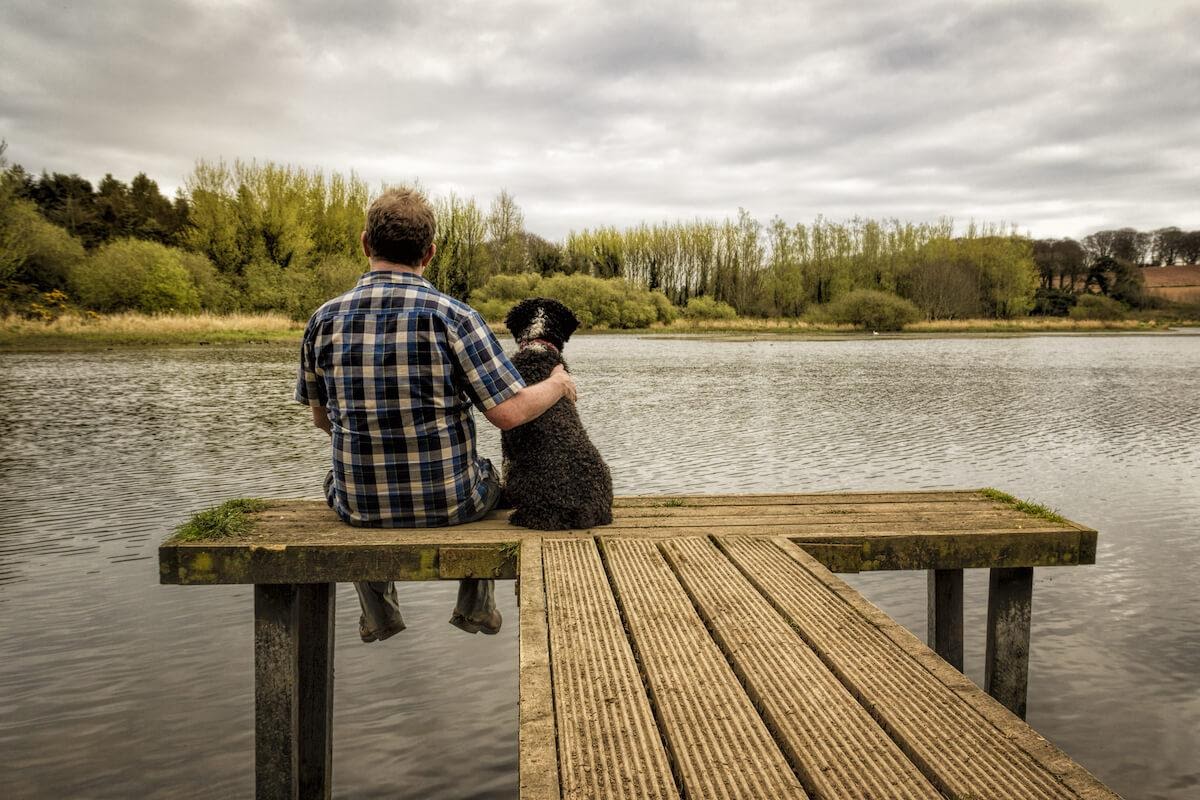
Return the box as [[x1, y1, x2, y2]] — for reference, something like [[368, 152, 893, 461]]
[[295, 187, 576, 641]]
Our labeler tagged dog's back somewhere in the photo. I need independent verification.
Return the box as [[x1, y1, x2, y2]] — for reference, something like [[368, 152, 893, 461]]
[[500, 300, 613, 530]]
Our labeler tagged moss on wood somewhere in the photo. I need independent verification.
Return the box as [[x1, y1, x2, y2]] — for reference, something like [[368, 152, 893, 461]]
[[172, 498, 268, 542], [980, 489, 1067, 524]]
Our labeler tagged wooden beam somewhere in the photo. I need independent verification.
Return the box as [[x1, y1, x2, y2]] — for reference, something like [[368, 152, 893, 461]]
[[254, 584, 299, 800], [984, 567, 1033, 719], [926, 569, 964, 671], [254, 583, 335, 800], [517, 539, 561, 800], [296, 584, 335, 800]]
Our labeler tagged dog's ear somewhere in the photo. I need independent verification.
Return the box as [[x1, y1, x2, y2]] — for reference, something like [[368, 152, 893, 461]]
[[504, 298, 541, 342], [542, 299, 580, 345]]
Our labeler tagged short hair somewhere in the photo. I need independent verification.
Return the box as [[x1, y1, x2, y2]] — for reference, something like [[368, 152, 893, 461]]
[[363, 187, 436, 266]]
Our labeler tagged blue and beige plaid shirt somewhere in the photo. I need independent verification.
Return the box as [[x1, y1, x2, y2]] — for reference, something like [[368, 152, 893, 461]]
[[295, 270, 525, 527]]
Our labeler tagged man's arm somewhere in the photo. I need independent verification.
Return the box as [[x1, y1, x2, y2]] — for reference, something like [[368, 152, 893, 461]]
[[483, 364, 577, 431], [312, 406, 332, 436]]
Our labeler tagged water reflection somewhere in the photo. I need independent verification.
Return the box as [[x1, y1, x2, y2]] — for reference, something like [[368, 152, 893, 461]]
[[1, 335, 1197, 798]]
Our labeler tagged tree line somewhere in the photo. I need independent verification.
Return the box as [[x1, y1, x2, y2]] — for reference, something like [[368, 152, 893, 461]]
[[2, 145, 1196, 324]]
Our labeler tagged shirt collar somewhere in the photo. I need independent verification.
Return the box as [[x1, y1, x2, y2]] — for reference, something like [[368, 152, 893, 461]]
[[356, 269, 433, 288]]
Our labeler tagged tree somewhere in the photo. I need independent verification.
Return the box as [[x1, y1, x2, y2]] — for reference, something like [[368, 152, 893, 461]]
[[486, 189, 527, 274], [1151, 227, 1183, 266]]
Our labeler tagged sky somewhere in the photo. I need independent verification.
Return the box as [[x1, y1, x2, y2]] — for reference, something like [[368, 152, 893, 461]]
[[2, 0, 1197, 241]]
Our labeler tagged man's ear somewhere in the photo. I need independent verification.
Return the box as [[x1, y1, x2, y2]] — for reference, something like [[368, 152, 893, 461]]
[[420, 242, 437, 267], [360, 231, 371, 259]]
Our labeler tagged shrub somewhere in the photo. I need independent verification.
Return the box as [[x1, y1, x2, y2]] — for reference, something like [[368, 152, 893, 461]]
[[682, 295, 738, 320], [72, 239, 200, 313], [0, 200, 86, 291], [178, 250, 239, 313], [1031, 288, 1077, 317], [469, 272, 676, 329], [824, 289, 921, 331], [1069, 293, 1126, 321]]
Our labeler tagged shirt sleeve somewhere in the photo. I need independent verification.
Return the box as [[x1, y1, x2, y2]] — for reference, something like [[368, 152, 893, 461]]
[[450, 310, 526, 411], [294, 315, 328, 408]]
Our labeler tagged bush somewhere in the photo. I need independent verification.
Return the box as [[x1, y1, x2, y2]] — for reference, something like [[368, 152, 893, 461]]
[[1031, 288, 1077, 317], [469, 272, 676, 329], [1069, 293, 1126, 321], [824, 289, 921, 331], [0, 199, 86, 291], [178, 250, 239, 313], [682, 295, 738, 320], [72, 238, 200, 313]]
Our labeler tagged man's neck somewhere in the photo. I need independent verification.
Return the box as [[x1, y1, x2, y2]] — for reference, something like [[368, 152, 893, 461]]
[[367, 258, 425, 276]]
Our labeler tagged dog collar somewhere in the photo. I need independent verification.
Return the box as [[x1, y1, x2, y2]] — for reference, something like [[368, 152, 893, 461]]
[[519, 338, 560, 354]]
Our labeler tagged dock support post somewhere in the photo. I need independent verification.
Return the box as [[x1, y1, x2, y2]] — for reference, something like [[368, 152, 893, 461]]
[[984, 567, 1032, 719], [926, 568, 964, 671], [254, 583, 336, 800]]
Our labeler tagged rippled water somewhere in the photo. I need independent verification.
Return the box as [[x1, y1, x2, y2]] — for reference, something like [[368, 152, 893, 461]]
[[1, 335, 1197, 799]]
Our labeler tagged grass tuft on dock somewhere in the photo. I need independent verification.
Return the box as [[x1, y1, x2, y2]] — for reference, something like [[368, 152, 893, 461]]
[[173, 498, 269, 542], [980, 488, 1067, 524]]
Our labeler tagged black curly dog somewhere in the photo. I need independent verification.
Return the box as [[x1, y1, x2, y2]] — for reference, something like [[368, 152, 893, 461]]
[[501, 298, 613, 530]]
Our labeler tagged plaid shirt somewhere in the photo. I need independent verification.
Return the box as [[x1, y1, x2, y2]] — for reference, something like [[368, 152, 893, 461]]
[[295, 270, 525, 527]]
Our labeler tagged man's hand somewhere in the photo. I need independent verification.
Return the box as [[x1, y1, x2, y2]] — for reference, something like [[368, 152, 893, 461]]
[[484, 364, 579, 431], [550, 364, 577, 403]]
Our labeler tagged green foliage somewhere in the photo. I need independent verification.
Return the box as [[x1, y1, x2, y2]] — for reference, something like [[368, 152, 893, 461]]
[[173, 498, 268, 542], [1069, 293, 1126, 321], [469, 272, 676, 329], [980, 488, 1067, 524], [682, 295, 738, 320], [1, 198, 86, 291], [1031, 287, 1077, 317], [822, 289, 920, 331], [72, 238, 201, 313]]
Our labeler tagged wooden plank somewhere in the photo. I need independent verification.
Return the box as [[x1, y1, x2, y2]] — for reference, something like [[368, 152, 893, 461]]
[[254, 584, 299, 800], [603, 510, 1047, 529], [296, 584, 335, 800], [985, 567, 1034, 719], [517, 538, 560, 800], [601, 537, 806, 799], [658, 537, 940, 800], [927, 569, 964, 670], [767, 538, 1120, 800], [543, 538, 678, 800], [717, 536, 1081, 800], [614, 490, 984, 508], [612, 500, 1003, 517]]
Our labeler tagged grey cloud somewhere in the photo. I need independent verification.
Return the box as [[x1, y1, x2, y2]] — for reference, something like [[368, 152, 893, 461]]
[[1, 0, 1197, 240]]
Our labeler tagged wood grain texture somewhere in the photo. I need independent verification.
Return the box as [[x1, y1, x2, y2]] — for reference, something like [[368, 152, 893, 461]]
[[518, 538, 561, 800], [543, 538, 678, 800], [602, 537, 806, 799], [659, 536, 940, 800]]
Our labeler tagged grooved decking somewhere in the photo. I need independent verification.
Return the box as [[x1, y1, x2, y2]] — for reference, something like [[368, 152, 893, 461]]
[[658, 536, 941, 800], [718, 536, 1078, 799], [601, 538, 806, 799], [542, 539, 677, 800]]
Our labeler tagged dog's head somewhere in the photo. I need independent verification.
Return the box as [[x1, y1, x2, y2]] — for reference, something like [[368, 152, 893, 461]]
[[504, 298, 580, 352]]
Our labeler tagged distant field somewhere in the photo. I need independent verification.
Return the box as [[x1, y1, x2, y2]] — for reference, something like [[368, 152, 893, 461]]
[[1142, 264, 1200, 303]]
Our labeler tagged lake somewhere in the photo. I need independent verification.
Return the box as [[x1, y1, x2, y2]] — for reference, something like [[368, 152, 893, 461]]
[[1, 334, 1197, 799]]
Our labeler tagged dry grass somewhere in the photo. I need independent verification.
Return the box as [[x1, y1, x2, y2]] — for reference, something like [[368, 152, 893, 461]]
[[1, 311, 304, 349], [904, 318, 1157, 332]]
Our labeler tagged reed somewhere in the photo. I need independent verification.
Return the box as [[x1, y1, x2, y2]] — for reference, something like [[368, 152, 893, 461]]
[[1, 311, 304, 348]]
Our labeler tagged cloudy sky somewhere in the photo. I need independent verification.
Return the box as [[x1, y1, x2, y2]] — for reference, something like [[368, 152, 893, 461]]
[[2, 0, 1197, 240]]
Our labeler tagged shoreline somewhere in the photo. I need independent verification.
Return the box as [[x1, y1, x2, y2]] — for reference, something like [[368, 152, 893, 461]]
[[2, 312, 1198, 352]]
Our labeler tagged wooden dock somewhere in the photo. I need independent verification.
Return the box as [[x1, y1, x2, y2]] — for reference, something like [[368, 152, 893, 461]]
[[160, 490, 1120, 799]]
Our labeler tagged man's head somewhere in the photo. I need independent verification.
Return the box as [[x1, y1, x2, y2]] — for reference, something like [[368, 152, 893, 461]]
[[362, 187, 436, 268]]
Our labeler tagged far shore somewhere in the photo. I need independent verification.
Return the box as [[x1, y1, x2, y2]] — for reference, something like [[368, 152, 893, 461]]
[[2, 312, 1198, 352]]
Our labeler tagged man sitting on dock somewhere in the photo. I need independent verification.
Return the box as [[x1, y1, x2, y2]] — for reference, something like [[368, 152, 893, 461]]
[[294, 187, 577, 642]]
